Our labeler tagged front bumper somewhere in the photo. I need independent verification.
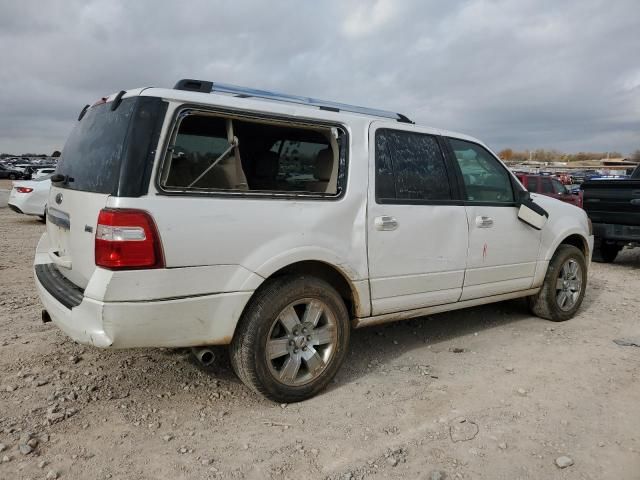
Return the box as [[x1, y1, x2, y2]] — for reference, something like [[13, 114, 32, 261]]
[[593, 223, 640, 243]]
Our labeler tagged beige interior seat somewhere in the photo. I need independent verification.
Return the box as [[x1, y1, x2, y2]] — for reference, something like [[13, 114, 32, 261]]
[[307, 148, 333, 193]]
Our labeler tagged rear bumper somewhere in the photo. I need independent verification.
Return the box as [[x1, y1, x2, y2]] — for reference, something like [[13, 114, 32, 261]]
[[34, 233, 255, 348], [35, 273, 252, 348], [8, 195, 43, 216], [8, 203, 24, 214], [593, 223, 640, 243]]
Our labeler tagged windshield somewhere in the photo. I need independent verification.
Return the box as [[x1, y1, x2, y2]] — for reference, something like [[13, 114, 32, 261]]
[[56, 98, 137, 193]]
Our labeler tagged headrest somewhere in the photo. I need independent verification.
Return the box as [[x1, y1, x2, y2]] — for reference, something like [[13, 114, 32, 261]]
[[255, 151, 279, 178], [314, 148, 333, 181]]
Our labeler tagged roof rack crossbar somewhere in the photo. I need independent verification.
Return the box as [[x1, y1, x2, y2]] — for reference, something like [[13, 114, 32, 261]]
[[173, 79, 413, 123]]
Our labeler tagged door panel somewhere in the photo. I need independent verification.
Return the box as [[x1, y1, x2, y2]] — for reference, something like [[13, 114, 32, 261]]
[[367, 125, 468, 316], [368, 204, 468, 314], [461, 204, 540, 300], [446, 137, 542, 300]]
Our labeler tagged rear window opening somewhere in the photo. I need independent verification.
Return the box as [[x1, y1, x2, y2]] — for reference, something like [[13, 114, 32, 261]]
[[159, 112, 346, 196], [55, 96, 167, 196]]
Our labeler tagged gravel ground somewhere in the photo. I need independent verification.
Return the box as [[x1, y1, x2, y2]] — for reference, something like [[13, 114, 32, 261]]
[[0, 188, 639, 479]]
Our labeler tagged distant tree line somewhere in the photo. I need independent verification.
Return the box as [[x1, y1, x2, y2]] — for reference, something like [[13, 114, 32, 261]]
[[0, 151, 60, 158], [498, 148, 640, 163]]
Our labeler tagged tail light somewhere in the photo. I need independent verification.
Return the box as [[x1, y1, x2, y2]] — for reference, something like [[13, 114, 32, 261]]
[[95, 209, 164, 270], [16, 187, 33, 193]]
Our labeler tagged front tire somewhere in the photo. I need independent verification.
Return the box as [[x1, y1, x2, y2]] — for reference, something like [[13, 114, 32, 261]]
[[528, 245, 587, 321], [230, 275, 350, 403]]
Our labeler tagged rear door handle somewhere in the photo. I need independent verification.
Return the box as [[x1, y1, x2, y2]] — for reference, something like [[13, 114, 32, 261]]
[[374, 216, 398, 231], [475, 215, 494, 228]]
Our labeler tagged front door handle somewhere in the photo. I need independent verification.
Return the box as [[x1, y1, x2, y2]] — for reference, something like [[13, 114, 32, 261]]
[[375, 215, 398, 231], [475, 215, 494, 228]]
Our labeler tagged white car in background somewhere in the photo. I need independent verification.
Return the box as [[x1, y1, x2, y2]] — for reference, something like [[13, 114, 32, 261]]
[[32, 168, 56, 179], [8, 175, 51, 220]]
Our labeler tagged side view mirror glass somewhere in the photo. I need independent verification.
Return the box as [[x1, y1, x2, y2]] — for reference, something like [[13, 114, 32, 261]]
[[517, 190, 549, 230]]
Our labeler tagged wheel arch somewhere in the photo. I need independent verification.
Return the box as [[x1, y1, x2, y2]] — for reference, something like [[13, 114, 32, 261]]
[[559, 233, 590, 260], [262, 260, 364, 319]]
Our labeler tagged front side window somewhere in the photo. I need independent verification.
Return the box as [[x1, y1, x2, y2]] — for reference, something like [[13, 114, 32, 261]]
[[375, 129, 452, 202], [161, 113, 342, 196], [449, 138, 514, 203]]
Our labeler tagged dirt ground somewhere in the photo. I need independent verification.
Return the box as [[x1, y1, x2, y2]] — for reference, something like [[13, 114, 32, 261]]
[[0, 187, 639, 480]]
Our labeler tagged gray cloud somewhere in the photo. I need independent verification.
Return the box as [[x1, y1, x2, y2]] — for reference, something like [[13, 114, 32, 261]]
[[0, 0, 638, 154]]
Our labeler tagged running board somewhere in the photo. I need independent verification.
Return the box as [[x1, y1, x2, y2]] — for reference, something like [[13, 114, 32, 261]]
[[353, 288, 540, 329]]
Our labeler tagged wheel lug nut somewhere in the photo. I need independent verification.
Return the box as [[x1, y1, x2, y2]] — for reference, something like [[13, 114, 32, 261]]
[[302, 346, 307, 351], [289, 340, 294, 346], [293, 348, 298, 353], [302, 328, 307, 334], [307, 335, 312, 341]]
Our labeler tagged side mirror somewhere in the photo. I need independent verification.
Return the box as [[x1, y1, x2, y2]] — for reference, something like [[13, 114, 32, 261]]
[[517, 191, 549, 230]]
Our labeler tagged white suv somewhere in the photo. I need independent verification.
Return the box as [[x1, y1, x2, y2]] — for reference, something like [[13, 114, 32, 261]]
[[35, 80, 593, 402]]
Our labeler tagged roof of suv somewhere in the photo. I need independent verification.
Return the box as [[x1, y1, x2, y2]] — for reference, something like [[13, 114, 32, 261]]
[[103, 80, 491, 151]]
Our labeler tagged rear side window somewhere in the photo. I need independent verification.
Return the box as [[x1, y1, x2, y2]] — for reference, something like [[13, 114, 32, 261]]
[[526, 176, 538, 192], [449, 138, 514, 203], [160, 112, 345, 196], [375, 129, 452, 202]]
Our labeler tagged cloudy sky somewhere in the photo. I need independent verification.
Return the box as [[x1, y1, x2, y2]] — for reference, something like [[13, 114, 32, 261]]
[[1, 0, 639, 155]]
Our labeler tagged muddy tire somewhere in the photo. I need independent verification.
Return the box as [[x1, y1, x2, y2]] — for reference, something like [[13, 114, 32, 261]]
[[528, 245, 587, 322], [230, 275, 350, 403]]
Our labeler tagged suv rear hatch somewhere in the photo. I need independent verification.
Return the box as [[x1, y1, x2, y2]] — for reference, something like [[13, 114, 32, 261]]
[[47, 93, 167, 289]]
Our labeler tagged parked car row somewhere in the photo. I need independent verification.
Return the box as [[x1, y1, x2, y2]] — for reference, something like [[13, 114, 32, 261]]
[[0, 164, 56, 180], [10, 81, 634, 402]]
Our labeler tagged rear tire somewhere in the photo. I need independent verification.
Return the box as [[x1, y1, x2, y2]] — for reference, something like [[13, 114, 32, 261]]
[[528, 245, 587, 322], [230, 275, 350, 403], [8, 173, 16, 180]]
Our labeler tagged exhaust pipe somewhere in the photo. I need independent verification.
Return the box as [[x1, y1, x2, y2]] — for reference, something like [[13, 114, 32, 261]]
[[191, 347, 215, 366]]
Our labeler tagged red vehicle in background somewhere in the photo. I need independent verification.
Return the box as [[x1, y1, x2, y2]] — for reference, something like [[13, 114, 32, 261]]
[[515, 174, 583, 208]]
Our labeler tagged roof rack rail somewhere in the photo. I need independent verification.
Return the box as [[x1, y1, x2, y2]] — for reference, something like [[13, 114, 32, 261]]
[[173, 79, 413, 124]]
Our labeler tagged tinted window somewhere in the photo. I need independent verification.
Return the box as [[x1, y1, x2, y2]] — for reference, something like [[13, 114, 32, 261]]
[[540, 177, 554, 194], [449, 138, 514, 203], [375, 129, 451, 202], [526, 176, 538, 192], [57, 98, 137, 193]]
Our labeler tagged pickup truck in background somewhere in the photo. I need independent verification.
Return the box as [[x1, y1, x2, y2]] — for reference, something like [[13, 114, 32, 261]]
[[515, 173, 583, 208], [581, 166, 640, 262]]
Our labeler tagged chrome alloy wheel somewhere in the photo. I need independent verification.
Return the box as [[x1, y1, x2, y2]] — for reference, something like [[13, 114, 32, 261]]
[[555, 259, 583, 311], [266, 299, 338, 386]]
